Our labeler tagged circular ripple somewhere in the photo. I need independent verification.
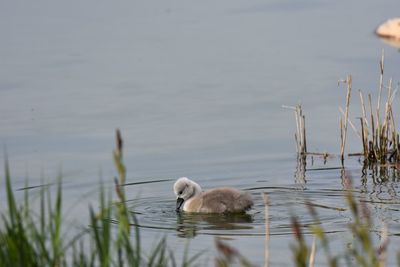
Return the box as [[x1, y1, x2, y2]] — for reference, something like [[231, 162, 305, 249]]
[[118, 188, 352, 239]]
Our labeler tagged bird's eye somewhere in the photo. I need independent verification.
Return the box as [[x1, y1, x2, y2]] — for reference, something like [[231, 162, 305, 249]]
[[179, 191, 183, 195]]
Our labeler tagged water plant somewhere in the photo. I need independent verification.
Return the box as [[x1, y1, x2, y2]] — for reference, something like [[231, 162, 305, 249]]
[[214, 237, 253, 267], [337, 51, 400, 166], [0, 130, 201, 267], [289, 172, 393, 267], [0, 157, 68, 267], [281, 51, 400, 267], [288, 51, 399, 166]]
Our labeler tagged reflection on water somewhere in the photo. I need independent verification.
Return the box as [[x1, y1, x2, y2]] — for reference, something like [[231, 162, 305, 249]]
[[176, 212, 254, 238], [294, 155, 306, 186], [360, 162, 400, 202], [378, 37, 400, 49], [362, 162, 400, 183]]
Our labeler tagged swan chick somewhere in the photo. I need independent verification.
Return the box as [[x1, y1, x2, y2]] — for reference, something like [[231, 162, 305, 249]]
[[173, 177, 253, 213]]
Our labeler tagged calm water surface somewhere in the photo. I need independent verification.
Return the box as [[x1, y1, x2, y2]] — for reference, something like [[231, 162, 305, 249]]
[[1, 0, 400, 266]]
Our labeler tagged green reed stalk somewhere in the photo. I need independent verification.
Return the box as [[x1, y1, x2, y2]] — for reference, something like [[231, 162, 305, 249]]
[[89, 185, 111, 267], [48, 175, 63, 266], [113, 129, 130, 239]]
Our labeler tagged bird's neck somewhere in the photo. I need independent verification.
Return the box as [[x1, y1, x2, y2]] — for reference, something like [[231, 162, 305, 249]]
[[192, 182, 202, 195]]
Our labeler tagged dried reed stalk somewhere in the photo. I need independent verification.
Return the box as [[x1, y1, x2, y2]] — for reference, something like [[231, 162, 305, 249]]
[[341, 65, 397, 164], [340, 117, 343, 160], [283, 104, 307, 156], [378, 223, 389, 267], [297, 105, 307, 155], [359, 91, 368, 157], [376, 49, 385, 128], [340, 75, 352, 163], [368, 94, 375, 151], [302, 114, 307, 154], [295, 107, 300, 154], [353, 50, 400, 164], [360, 117, 367, 158], [309, 236, 316, 267], [262, 193, 270, 267]]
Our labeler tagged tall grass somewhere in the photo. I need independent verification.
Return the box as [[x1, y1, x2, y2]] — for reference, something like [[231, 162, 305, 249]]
[[0, 130, 201, 267], [0, 157, 68, 266], [289, 171, 397, 267]]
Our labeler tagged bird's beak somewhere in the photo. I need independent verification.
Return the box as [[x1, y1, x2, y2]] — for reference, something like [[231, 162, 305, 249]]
[[176, 197, 184, 212]]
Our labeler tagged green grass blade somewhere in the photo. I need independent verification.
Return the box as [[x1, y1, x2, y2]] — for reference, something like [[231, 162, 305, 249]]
[[4, 156, 17, 227]]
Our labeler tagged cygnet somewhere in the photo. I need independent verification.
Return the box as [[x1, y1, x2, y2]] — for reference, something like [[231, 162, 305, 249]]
[[173, 177, 253, 213]]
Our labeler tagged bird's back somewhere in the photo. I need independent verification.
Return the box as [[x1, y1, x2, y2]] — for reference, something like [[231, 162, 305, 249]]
[[187, 187, 253, 213]]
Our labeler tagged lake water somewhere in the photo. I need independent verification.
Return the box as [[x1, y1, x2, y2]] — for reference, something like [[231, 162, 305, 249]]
[[1, 0, 400, 266]]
